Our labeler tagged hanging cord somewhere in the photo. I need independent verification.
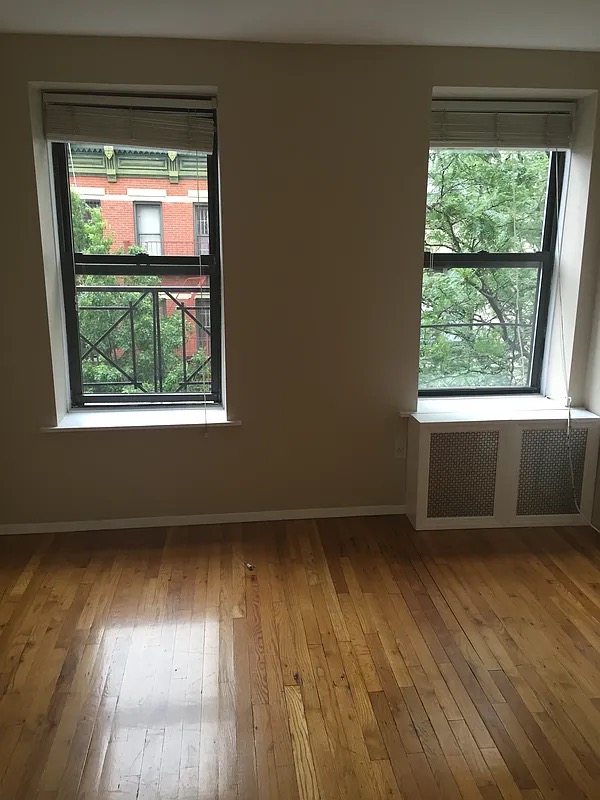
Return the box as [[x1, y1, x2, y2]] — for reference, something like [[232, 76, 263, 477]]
[[552, 151, 600, 533], [67, 143, 77, 188], [196, 145, 208, 437], [565, 396, 582, 513]]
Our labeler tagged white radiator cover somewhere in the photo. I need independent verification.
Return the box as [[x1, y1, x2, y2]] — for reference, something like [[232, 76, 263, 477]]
[[406, 410, 600, 530]]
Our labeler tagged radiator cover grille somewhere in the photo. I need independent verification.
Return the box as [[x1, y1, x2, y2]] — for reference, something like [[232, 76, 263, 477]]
[[427, 430, 498, 518], [516, 428, 587, 516]]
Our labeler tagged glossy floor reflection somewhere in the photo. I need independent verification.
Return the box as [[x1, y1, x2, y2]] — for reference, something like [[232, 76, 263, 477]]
[[1, 519, 600, 799]]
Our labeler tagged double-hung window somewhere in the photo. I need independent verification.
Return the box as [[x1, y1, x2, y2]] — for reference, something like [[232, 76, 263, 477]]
[[135, 202, 163, 256], [46, 93, 221, 406], [419, 101, 573, 395]]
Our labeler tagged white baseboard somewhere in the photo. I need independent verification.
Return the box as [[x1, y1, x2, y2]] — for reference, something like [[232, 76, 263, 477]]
[[0, 505, 407, 536]]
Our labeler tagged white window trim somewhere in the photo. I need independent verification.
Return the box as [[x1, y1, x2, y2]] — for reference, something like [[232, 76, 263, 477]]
[[43, 406, 240, 432], [543, 95, 599, 407], [411, 393, 597, 423], [30, 83, 232, 429], [421, 95, 600, 406]]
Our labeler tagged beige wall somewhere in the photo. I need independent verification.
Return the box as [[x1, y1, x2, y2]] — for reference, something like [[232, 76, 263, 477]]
[[1, 35, 600, 525]]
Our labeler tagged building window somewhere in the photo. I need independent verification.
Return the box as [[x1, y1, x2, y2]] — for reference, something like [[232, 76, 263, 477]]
[[82, 198, 100, 222], [194, 203, 210, 255], [135, 202, 163, 256], [192, 295, 211, 379], [419, 101, 572, 395], [46, 92, 220, 406]]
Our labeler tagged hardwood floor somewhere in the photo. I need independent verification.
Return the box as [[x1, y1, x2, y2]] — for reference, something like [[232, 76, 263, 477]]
[[1, 517, 600, 799]]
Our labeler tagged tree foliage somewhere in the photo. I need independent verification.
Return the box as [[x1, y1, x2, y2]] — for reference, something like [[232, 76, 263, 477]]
[[70, 191, 114, 255], [420, 150, 551, 389], [71, 191, 210, 396]]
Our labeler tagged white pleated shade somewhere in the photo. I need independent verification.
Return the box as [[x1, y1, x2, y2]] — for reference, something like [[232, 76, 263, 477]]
[[431, 106, 573, 149], [44, 97, 215, 153]]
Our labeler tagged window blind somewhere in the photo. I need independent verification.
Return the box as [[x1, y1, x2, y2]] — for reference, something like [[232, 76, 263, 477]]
[[43, 94, 216, 154], [431, 101, 574, 149]]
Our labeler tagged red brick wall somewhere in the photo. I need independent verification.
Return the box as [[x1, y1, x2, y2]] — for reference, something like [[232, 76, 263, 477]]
[[70, 174, 208, 256], [71, 173, 211, 357], [96, 199, 135, 252], [162, 202, 195, 257]]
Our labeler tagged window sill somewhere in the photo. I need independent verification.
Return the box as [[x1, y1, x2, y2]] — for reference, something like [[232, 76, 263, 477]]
[[408, 394, 599, 423], [42, 406, 241, 432]]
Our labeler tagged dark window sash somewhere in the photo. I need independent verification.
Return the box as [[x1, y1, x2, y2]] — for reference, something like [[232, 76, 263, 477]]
[[74, 253, 215, 277], [52, 139, 222, 407], [419, 150, 565, 397], [422, 252, 550, 269]]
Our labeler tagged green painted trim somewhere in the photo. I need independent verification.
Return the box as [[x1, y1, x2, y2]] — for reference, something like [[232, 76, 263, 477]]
[[70, 145, 208, 180]]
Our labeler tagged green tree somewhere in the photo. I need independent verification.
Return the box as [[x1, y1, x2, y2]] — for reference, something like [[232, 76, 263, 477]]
[[70, 191, 114, 254], [71, 191, 211, 396], [421, 150, 550, 389]]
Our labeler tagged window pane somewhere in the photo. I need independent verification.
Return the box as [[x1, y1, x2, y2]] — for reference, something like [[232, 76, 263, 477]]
[[67, 144, 209, 257], [76, 274, 212, 396], [425, 149, 551, 254], [136, 203, 162, 255], [194, 203, 210, 255], [419, 266, 540, 390]]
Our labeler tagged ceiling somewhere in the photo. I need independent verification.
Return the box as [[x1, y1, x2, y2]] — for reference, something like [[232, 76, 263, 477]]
[[1, 0, 600, 51]]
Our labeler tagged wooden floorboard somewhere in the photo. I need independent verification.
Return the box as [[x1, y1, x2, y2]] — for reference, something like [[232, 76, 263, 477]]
[[1, 518, 600, 798]]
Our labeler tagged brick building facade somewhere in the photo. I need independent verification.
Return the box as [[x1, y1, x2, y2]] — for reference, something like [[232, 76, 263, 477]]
[[69, 145, 210, 256], [70, 145, 211, 357]]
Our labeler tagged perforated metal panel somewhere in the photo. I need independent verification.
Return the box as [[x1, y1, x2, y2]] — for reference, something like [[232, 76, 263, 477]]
[[427, 431, 498, 518], [517, 428, 587, 516]]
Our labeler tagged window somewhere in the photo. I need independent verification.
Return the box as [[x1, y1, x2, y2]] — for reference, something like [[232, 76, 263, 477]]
[[419, 101, 572, 395], [46, 93, 221, 406], [135, 202, 163, 256], [194, 203, 210, 255], [193, 295, 211, 367], [82, 198, 100, 222]]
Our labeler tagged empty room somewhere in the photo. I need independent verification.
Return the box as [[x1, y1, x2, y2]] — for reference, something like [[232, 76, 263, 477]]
[[2, 1, 600, 798]]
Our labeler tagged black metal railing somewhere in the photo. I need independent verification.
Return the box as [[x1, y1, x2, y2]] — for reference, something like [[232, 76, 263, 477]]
[[76, 284, 212, 402]]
